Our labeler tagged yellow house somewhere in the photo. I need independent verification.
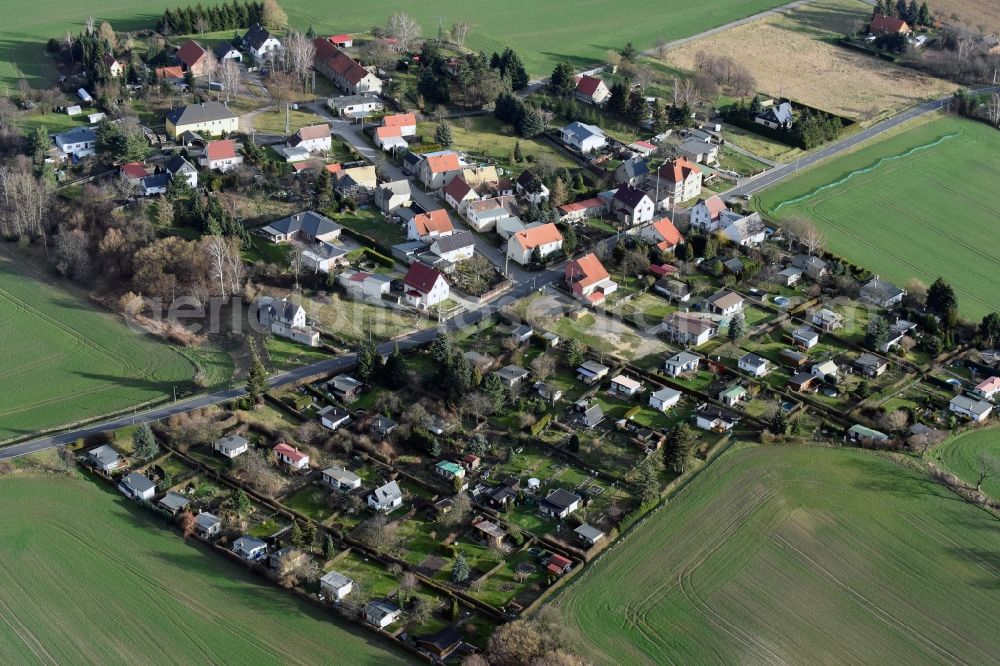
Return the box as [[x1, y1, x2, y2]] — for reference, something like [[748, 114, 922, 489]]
[[165, 101, 238, 140]]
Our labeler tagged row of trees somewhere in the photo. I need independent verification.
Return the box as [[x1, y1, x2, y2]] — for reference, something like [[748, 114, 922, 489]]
[[156, 1, 275, 36]]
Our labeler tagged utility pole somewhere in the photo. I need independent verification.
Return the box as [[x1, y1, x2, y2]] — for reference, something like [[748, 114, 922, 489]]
[[285, 102, 290, 134]]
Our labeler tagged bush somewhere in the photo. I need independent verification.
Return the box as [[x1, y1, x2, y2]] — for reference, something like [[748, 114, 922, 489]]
[[529, 413, 552, 436]]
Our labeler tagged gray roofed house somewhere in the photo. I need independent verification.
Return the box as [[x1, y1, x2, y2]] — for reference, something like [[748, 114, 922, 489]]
[[117, 472, 156, 501], [261, 210, 342, 244], [326, 374, 364, 400], [495, 364, 530, 388], [791, 254, 828, 280], [371, 415, 398, 437], [232, 535, 268, 560], [429, 231, 476, 260], [721, 212, 766, 246], [664, 350, 701, 377], [614, 156, 649, 186], [368, 480, 403, 511], [195, 511, 222, 537], [318, 405, 352, 430], [364, 599, 402, 628], [323, 467, 362, 490], [577, 359, 610, 384], [375, 179, 412, 212], [738, 352, 769, 377], [214, 433, 249, 458], [165, 154, 198, 187], [574, 402, 605, 429], [320, 570, 354, 600], [157, 491, 191, 515], [854, 352, 889, 377], [860, 277, 906, 308], [243, 23, 276, 52], [140, 172, 171, 196], [574, 523, 605, 546], [756, 102, 794, 129], [949, 395, 994, 422], [677, 138, 719, 164], [213, 41, 242, 60], [559, 121, 608, 153], [540, 488, 582, 518], [87, 444, 123, 472], [165, 101, 237, 128], [776, 266, 803, 286], [328, 94, 384, 116]]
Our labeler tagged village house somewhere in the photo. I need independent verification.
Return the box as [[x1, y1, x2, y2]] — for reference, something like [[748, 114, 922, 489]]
[[558, 197, 608, 222], [257, 296, 320, 347], [575, 74, 611, 104], [165, 155, 198, 187], [974, 377, 1000, 402], [138, 172, 170, 196], [86, 444, 123, 472], [338, 269, 393, 302], [559, 121, 608, 153], [102, 53, 125, 78], [155, 65, 185, 82], [322, 467, 362, 491], [860, 277, 905, 308], [649, 386, 682, 411], [176, 40, 213, 77], [462, 454, 481, 472], [195, 512, 222, 538], [471, 516, 506, 549], [577, 360, 610, 385], [407, 209, 455, 241], [328, 33, 353, 48], [318, 405, 352, 430], [371, 416, 398, 438], [755, 101, 795, 130], [214, 434, 249, 459], [854, 352, 889, 378], [200, 139, 243, 172], [575, 401, 605, 429], [495, 364, 530, 389], [564, 253, 617, 304], [638, 217, 684, 253], [261, 210, 342, 244], [688, 195, 728, 232], [510, 324, 534, 345], [213, 41, 242, 62], [788, 371, 817, 392], [403, 262, 450, 309], [274, 442, 310, 470], [776, 266, 803, 286], [374, 180, 412, 213], [547, 553, 573, 577], [869, 14, 911, 34], [781, 348, 810, 368], [327, 374, 364, 401], [611, 185, 655, 225], [792, 325, 820, 349], [848, 424, 890, 445], [677, 138, 719, 165], [443, 176, 480, 213], [313, 39, 381, 94], [721, 212, 766, 247], [739, 353, 769, 377], [243, 23, 283, 60], [695, 405, 739, 432], [574, 523, 605, 547], [515, 170, 550, 203], [418, 151, 462, 189], [232, 535, 268, 561], [812, 308, 844, 332], [165, 101, 238, 139], [328, 94, 384, 117], [435, 460, 466, 483], [368, 480, 404, 512], [615, 157, 649, 187], [288, 124, 332, 153], [655, 157, 703, 208], [663, 313, 717, 346], [320, 570, 354, 601], [535, 381, 563, 403], [507, 223, 563, 265], [117, 473, 156, 502], [610, 374, 643, 397], [950, 395, 993, 422], [654, 278, 691, 302], [158, 492, 190, 516], [703, 290, 744, 317], [880, 319, 917, 352], [664, 351, 701, 377], [363, 600, 402, 628], [812, 359, 839, 381], [430, 232, 476, 263], [416, 627, 464, 660], [628, 139, 657, 157], [718, 383, 747, 407], [54, 127, 97, 160], [540, 488, 582, 519]]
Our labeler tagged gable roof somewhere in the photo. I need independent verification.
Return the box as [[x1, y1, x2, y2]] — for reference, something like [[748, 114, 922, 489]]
[[205, 139, 238, 161], [411, 209, 454, 236], [373, 480, 402, 503], [443, 176, 475, 201], [658, 156, 702, 183], [263, 210, 342, 238], [404, 262, 445, 294], [243, 23, 275, 50], [760, 102, 794, 125], [706, 290, 743, 310], [559, 197, 605, 215], [177, 40, 208, 68], [292, 123, 330, 143], [562, 121, 605, 142], [613, 184, 650, 209], [696, 195, 728, 221], [512, 222, 562, 250], [119, 162, 148, 179], [432, 231, 475, 253], [565, 253, 610, 289], [383, 113, 416, 128], [649, 217, 683, 248], [213, 41, 240, 58], [870, 14, 909, 32], [976, 376, 1000, 393], [576, 75, 606, 96], [155, 65, 184, 79], [376, 125, 402, 140], [424, 151, 461, 174], [320, 46, 373, 85], [166, 101, 237, 127], [274, 442, 308, 463], [165, 155, 196, 175]]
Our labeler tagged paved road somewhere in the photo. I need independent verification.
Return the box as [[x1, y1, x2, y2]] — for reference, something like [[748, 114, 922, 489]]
[[725, 87, 1000, 200], [0, 271, 562, 461]]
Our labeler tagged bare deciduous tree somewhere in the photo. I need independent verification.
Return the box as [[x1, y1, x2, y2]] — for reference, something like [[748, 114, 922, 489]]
[[451, 21, 470, 46], [218, 58, 241, 104], [386, 12, 421, 52], [285, 31, 316, 91], [203, 235, 230, 298]]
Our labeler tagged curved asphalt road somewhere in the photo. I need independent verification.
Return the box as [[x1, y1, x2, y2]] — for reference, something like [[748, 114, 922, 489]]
[[0, 271, 562, 461]]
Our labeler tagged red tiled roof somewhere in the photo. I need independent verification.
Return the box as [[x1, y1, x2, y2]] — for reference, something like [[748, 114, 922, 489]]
[[586, 292, 606, 304], [425, 152, 461, 174], [325, 163, 343, 173], [565, 253, 610, 291], [376, 125, 402, 139], [205, 139, 237, 161], [548, 554, 572, 569], [700, 195, 728, 221], [633, 139, 656, 151], [513, 223, 563, 250], [869, 14, 910, 33], [274, 442, 308, 463], [443, 176, 474, 201], [558, 197, 605, 214], [411, 209, 454, 236], [650, 217, 683, 250], [177, 40, 208, 68], [649, 263, 677, 276], [322, 47, 372, 85], [119, 162, 148, 179], [328, 34, 352, 43], [404, 262, 444, 294], [576, 75, 605, 96], [313, 37, 338, 66], [658, 156, 702, 183], [155, 65, 184, 79], [977, 376, 1000, 393], [383, 113, 416, 128]]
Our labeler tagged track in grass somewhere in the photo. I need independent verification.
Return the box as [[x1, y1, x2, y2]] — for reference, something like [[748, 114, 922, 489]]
[[935, 425, 1000, 498], [754, 116, 1000, 320], [0, 251, 198, 440], [0, 474, 410, 665], [556, 444, 1000, 664]]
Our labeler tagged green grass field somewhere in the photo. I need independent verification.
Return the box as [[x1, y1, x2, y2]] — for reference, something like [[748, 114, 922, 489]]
[[556, 444, 1000, 664], [0, 473, 408, 664], [754, 116, 1000, 320], [0, 0, 791, 88], [0, 249, 199, 441], [935, 425, 1000, 497]]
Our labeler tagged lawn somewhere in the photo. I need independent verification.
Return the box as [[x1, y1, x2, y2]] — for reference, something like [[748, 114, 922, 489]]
[[418, 116, 576, 171], [0, 473, 408, 664], [306, 293, 420, 345], [754, 116, 1000, 320], [251, 107, 325, 135], [935, 425, 1000, 498], [1, 0, 794, 89], [0, 248, 201, 442], [663, 0, 954, 122], [556, 444, 1000, 665], [265, 336, 330, 370]]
